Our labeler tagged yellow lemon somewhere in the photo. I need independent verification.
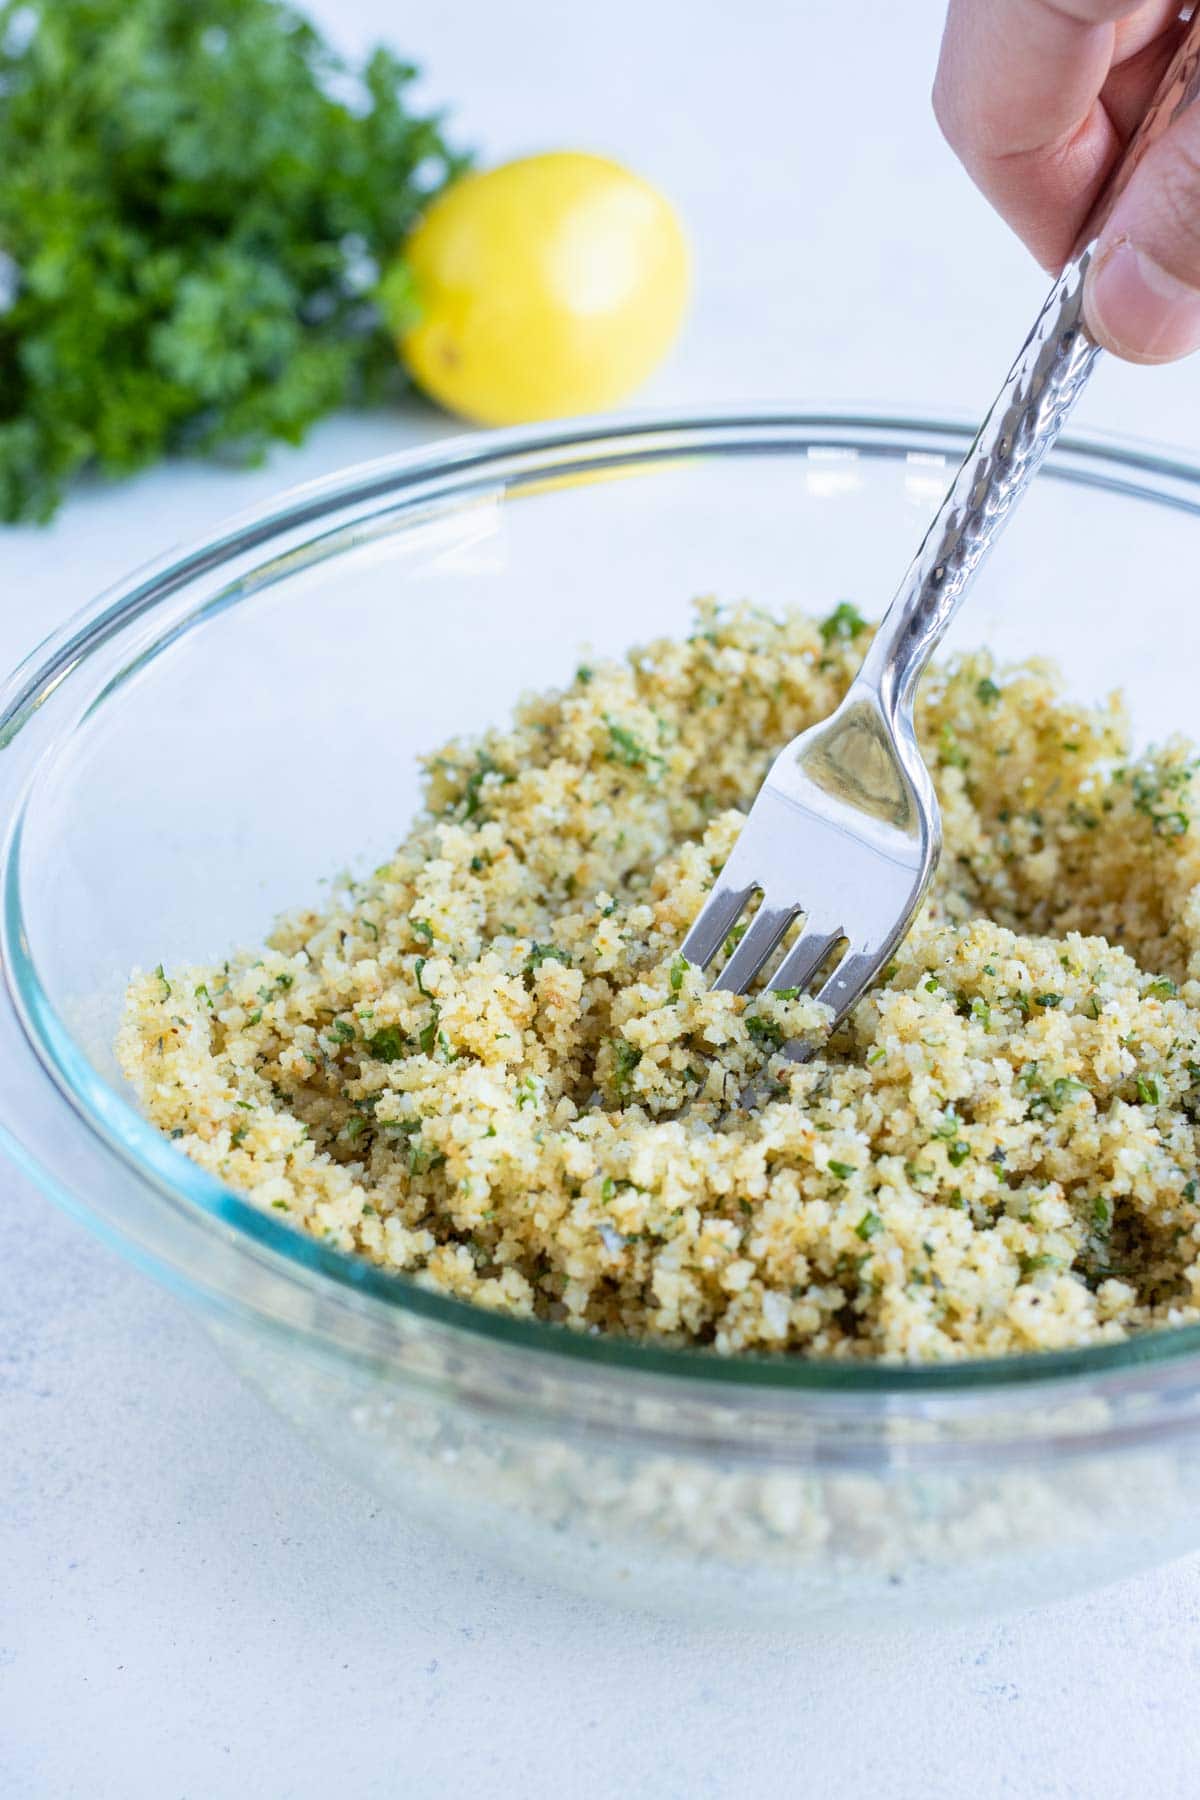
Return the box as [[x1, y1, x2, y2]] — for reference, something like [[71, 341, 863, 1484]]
[[398, 152, 690, 425]]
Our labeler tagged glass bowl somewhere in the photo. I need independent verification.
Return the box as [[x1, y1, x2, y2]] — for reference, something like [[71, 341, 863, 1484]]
[[7, 407, 1200, 1629]]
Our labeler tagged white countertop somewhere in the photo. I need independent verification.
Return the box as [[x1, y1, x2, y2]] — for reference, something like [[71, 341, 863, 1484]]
[[6, 2, 1200, 1794]]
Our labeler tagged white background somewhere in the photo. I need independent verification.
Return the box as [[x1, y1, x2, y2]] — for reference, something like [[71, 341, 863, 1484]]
[[6, 2, 1200, 1794]]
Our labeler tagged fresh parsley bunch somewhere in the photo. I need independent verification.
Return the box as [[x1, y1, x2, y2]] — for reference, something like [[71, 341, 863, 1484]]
[[0, 0, 468, 522]]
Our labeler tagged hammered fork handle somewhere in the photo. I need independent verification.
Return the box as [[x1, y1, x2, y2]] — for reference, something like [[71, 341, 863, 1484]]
[[859, 8, 1200, 724], [858, 258, 1098, 719]]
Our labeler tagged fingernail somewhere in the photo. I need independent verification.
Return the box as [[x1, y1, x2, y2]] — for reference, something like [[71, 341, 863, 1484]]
[[1086, 238, 1200, 363]]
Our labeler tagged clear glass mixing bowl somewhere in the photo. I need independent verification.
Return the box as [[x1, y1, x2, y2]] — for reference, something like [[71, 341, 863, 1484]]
[[7, 408, 1200, 1629]]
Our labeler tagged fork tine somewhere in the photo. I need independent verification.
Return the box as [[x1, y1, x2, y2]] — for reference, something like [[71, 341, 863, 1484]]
[[713, 901, 798, 994], [766, 924, 843, 994], [813, 948, 880, 1021], [679, 879, 755, 970]]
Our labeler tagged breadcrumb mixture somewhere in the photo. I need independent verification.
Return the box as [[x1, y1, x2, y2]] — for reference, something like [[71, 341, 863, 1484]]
[[119, 601, 1200, 1360]]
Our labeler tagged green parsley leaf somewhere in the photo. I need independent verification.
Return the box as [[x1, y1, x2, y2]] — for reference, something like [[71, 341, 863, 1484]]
[[418, 1006, 441, 1058], [457, 750, 512, 822], [938, 723, 969, 770], [745, 1014, 784, 1049], [611, 1038, 643, 1096], [365, 1026, 406, 1064], [0, 0, 469, 522], [603, 715, 666, 779], [1019, 1251, 1062, 1278], [407, 1135, 445, 1177], [819, 601, 866, 645], [525, 943, 571, 976]]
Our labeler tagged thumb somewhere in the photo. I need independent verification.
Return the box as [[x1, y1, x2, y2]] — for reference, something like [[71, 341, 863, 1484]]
[[1084, 105, 1200, 364]]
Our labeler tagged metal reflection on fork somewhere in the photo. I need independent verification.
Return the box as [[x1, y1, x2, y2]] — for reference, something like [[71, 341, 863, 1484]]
[[680, 689, 934, 1019], [680, 8, 1200, 1044]]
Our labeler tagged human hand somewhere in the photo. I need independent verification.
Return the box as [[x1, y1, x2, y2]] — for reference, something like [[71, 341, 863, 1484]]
[[934, 2, 1200, 363]]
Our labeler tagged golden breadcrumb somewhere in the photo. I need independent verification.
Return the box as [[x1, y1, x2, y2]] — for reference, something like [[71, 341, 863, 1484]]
[[118, 601, 1200, 1361]]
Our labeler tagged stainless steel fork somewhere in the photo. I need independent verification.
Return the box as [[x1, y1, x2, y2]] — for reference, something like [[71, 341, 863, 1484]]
[[680, 12, 1200, 1033]]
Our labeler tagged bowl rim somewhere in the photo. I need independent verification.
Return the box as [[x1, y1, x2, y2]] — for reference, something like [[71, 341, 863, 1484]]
[[9, 401, 1200, 1400]]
